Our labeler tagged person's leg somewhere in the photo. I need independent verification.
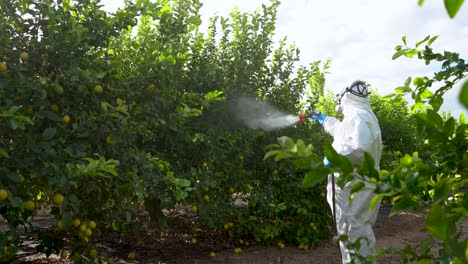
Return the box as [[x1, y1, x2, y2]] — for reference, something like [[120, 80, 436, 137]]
[[327, 177, 380, 264]]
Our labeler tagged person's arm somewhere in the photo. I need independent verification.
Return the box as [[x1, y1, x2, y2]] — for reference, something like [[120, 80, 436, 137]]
[[322, 116, 341, 138], [310, 112, 341, 137]]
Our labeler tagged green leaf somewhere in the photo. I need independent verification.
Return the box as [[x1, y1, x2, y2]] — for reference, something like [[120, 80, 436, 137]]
[[370, 194, 384, 210], [42, 127, 57, 140], [405, 173, 419, 195], [427, 35, 439, 46], [443, 117, 455, 137], [395, 86, 412, 94], [274, 151, 291, 162], [176, 189, 189, 201], [404, 77, 412, 87], [402, 36, 407, 45], [426, 205, 449, 240], [418, 0, 425, 6], [204, 90, 225, 102], [301, 167, 329, 188], [459, 79, 468, 108], [430, 96, 444, 111], [392, 48, 409, 60], [459, 111, 466, 124], [419, 88, 434, 99], [413, 77, 426, 87], [350, 182, 365, 194], [291, 156, 317, 169], [296, 139, 307, 156], [404, 48, 419, 58], [433, 178, 452, 203], [391, 195, 419, 215], [444, 0, 465, 18], [278, 136, 295, 150], [187, 15, 202, 26], [361, 152, 379, 180], [62, 211, 72, 227], [263, 150, 280, 161], [6, 171, 20, 183], [324, 140, 353, 174], [10, 197, 24, 208], [0, 148, 9, 158], [101, 101, 111, 111], [415, 35, 430, 48], [427, 109, 443, 129]]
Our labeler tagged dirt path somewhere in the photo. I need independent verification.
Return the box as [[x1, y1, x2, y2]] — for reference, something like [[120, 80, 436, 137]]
[[166, 211, 429, 264], [10, 206, 439, 264]]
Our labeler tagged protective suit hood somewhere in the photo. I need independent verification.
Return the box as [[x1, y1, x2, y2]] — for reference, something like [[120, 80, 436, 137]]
[[341, 92, 374, 118]]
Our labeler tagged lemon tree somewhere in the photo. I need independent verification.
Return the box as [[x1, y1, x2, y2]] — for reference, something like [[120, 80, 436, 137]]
[[0, 0, 333, 261]]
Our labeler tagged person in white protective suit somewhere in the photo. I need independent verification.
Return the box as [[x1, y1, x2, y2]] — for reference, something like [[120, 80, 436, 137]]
[[310, 80, 382, 264]]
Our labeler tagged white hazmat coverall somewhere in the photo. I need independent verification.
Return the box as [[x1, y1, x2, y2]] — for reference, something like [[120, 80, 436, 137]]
[[322, 90, 382, 264]]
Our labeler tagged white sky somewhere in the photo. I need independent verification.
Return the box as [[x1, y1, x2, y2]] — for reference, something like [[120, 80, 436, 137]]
[[100, 0, 467, 117]]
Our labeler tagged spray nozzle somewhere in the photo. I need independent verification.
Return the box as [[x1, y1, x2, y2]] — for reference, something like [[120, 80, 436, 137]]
[[298, 110, 322, 122], [298, 113, 307, 122]]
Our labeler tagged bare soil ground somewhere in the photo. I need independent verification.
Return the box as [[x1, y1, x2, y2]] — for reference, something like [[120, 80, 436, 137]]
[[4, 205, 453, 264]]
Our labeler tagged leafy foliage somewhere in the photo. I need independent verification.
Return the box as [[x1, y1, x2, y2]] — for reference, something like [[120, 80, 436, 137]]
[[0, 0, 334, 261]]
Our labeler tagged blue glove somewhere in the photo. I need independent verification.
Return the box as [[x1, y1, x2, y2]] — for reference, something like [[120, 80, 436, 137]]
[[323, 157, 331, 167], [310, 111, 326, 125]]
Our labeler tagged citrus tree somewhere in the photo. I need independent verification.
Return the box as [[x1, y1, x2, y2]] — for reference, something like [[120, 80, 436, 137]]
[[0, 0, 337, 262], [0, 0, 222, 262]]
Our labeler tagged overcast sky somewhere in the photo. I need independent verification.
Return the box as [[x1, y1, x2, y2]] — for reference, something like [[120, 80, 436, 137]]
[[100, 0, 467, 117]]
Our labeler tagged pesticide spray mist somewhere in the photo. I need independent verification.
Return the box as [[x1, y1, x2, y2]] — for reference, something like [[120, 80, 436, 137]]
[[232, 97, 300, 130]]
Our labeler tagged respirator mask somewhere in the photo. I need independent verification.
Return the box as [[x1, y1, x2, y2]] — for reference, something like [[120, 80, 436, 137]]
[[335, 80, 369, 116]]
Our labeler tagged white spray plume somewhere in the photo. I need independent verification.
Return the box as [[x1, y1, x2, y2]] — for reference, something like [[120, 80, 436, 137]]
[[232, 97, 300, 130]]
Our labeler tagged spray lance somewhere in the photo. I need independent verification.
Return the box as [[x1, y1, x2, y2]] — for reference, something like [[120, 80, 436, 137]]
[[298, 110, 325, 124]]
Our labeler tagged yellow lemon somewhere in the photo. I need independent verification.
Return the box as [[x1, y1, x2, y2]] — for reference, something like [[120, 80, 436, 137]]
[[88, 249, 97, 258], [94, 85, 103, 93], [54, 84, 64, 95], [52, 193, 64, 205], [0, 189, 8, 201], [63, 115, 71, 124], [20, 52, 29, 61], [85, 228, 92, 237], [0, 62, 7, 72], [146, 83, 155, 90], [72, 218, 81, 228], [24, 200, 35, 211], [127, 252, 137, 260], [57, 219, 64, 230], [87, 220, 96, 229], [51, 104, 59, 112]]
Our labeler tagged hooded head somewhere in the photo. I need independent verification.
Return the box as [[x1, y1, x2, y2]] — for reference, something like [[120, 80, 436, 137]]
[[335, 80, 372, 115]]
